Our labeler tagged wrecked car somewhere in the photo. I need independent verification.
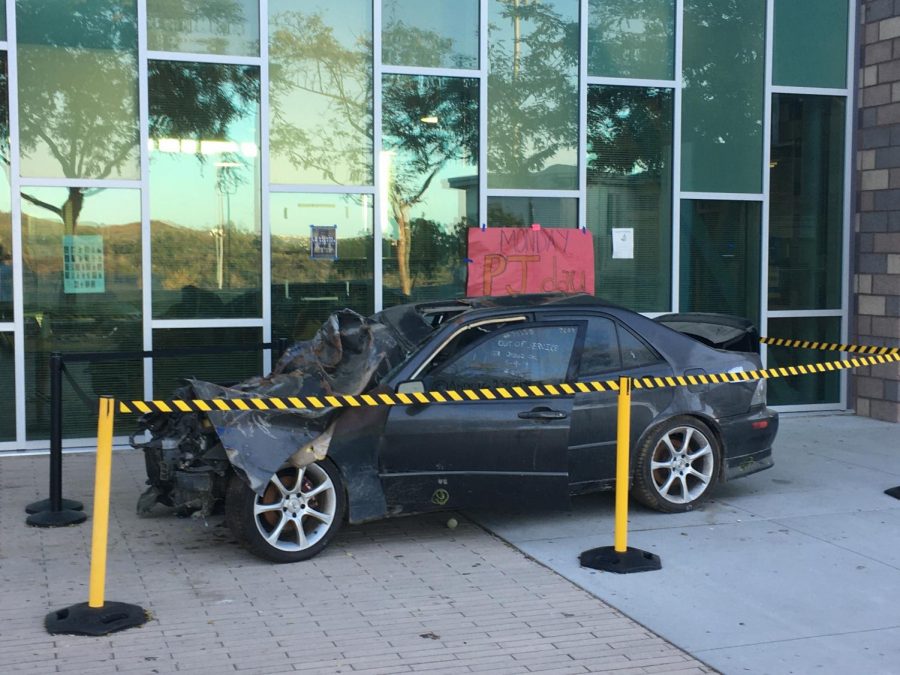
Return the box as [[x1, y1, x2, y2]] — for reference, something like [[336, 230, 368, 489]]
[[132, 294, 778, 563]]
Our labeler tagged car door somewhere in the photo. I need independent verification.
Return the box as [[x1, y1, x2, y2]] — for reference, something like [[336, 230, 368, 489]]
[[541, 313, 674, 490], [378, 319, 584, 513]]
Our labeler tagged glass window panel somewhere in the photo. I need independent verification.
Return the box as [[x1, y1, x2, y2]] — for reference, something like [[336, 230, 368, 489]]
[[149, 61, 261, 319], [488, 0, 579, 189], [426, 325, 578, 389], [769, 95, 845, 311], [383, 0, 478, 69], [153, 327, 262, 396], [767, 316, 841, 406], [0, 333, 14, 441], [680, 200, 761, 325], [587, 86, 673, 312], [587, 0, 675, 80], [618, 324, 662, 368], [21, 187, 142, 439], [487, 196, 577, 229], [269, 0, 373, 186], [382, 74, 478, 304], [773, 0, 847, 89], [147, 0, 260, 56], [17, 0, 139, 179], [681, 0, 765, 194], [578, 316, 620, 376], [0, 3, 6, 41], [0, 53, 11, 323], [271, 193, 374, 341]]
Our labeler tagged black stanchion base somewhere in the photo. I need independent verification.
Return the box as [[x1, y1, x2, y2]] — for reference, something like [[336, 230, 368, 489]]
[[26, 509, 87, 528], [46, 601, 148, 636], [579, 546, 662, 574], [26, 498, 84, 514], [885, 486, 900, 500]]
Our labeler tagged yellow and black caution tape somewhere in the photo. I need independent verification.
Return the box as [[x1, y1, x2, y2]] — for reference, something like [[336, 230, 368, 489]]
[[117, 349, 900, 415], [760, 336, 899, 355]]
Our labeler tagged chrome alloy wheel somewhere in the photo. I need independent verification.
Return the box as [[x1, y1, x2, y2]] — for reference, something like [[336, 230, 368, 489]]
[[253, 464, 337, 552], [649, 425, 716, 504]]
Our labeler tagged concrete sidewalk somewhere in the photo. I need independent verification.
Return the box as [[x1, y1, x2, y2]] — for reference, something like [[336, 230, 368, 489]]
[[471, 413, 900, 675], [0, 449, 710, 674]]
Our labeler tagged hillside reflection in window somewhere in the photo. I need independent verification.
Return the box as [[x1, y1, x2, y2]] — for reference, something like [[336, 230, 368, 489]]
[[427, 325, 577, 390], [148, 60, 261, 319]]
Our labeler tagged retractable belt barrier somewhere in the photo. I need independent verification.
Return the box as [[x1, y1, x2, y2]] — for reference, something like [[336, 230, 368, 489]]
[[116, 339, 900, 414]]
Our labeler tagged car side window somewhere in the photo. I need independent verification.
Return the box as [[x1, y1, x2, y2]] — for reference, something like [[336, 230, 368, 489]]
[[425, 325, 578, 390], [617, 324, 662, 368], [578, 317, 621, 377]]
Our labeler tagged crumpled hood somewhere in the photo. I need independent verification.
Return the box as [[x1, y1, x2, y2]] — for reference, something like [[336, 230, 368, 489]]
[[188, 309, 406, 493]]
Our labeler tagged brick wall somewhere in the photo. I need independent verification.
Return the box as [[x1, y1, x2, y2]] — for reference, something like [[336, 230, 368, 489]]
[[856, 0, 900, 422]]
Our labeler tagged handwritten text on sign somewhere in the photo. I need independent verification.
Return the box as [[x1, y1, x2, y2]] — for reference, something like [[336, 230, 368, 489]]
[[466, 228, 595, 297]]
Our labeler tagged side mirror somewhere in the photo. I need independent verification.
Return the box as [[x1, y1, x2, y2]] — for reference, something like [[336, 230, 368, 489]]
[[396, 380, 425, 395]]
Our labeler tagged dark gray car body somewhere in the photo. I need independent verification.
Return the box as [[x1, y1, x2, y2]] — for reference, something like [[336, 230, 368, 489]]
[[324, 294, 778, 523], [135, 293, 777, 522]]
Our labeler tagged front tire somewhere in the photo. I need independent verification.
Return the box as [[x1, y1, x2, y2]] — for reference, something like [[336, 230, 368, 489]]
[[225, 459, 346, 563], [633, 416, 721, 513]]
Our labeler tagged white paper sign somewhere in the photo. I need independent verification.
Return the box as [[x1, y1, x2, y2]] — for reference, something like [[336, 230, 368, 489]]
[[611, 228, 634, 259]]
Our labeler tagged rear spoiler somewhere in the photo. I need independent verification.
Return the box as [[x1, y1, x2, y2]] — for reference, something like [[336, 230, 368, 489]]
[[654, 313, 760, 354]]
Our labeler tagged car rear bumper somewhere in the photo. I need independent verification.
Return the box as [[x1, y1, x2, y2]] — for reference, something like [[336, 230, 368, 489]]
[[718, 406, 778, 481]]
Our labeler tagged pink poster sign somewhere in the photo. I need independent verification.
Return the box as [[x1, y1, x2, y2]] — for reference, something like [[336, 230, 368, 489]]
[[466, 227, 595, 297]]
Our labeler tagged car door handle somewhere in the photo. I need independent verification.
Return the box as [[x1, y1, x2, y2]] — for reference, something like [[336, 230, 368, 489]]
[[518, 409, 568, 420]]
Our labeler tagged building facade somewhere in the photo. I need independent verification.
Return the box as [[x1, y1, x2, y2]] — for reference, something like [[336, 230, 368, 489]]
[[0, 1, 870, 449]]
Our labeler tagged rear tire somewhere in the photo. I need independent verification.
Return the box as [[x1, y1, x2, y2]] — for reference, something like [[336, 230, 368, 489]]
[[632, 416, 721, 513], [225, 459, 345, 563]]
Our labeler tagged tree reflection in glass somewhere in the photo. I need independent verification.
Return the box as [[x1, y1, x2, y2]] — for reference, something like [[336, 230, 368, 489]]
[[147, 0, 260, 57], [148, 61, 261, 319], [681, 0, 765, 194], [382, 0, 479, 69], [587, 0, 675, 80], [16, 0, 140, 183], [587, 86, 673, 311], [268, 0, 373, 186], [382, 75, 478, 302], [488, 0, 579, 190]]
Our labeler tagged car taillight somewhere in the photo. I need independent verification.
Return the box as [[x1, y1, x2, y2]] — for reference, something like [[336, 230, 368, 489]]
[[750, 378, 767, 407]]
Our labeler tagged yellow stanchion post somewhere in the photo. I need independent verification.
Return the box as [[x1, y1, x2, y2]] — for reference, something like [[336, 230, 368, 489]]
[[45, 397, 147, 636], [613, 376, 631, 554], [579, 377, 661, 573]]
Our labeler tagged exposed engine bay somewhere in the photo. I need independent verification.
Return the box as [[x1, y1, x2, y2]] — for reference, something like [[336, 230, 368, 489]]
[[131, 308, 413, 517]]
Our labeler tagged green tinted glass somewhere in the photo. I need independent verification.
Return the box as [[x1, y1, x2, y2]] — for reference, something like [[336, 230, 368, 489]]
[[147, 0, 260, 56], [271, 193, 374, 340], [682, 0, 765, 194], [17, 0, 139, 179], [269, 0, 373, 186], [773, 0, 847, 89], [587, 86, 673, 311], [0, 333, 13, 441], [588, 0, 675, 80], [0, 53, 10, 323], [21, 188, 143, 440], [382, 74, 478, 304], [488, 0, 578, 189], [767, 316, 841, 406], [488, 196, 577, 229], [680, 200, 761, 325], [0, 3, 6, 41], [149, 61, 261, 319], [769, 95, 845, 311], [383, 0, 478, 69], [153, 327, 262, 396]]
